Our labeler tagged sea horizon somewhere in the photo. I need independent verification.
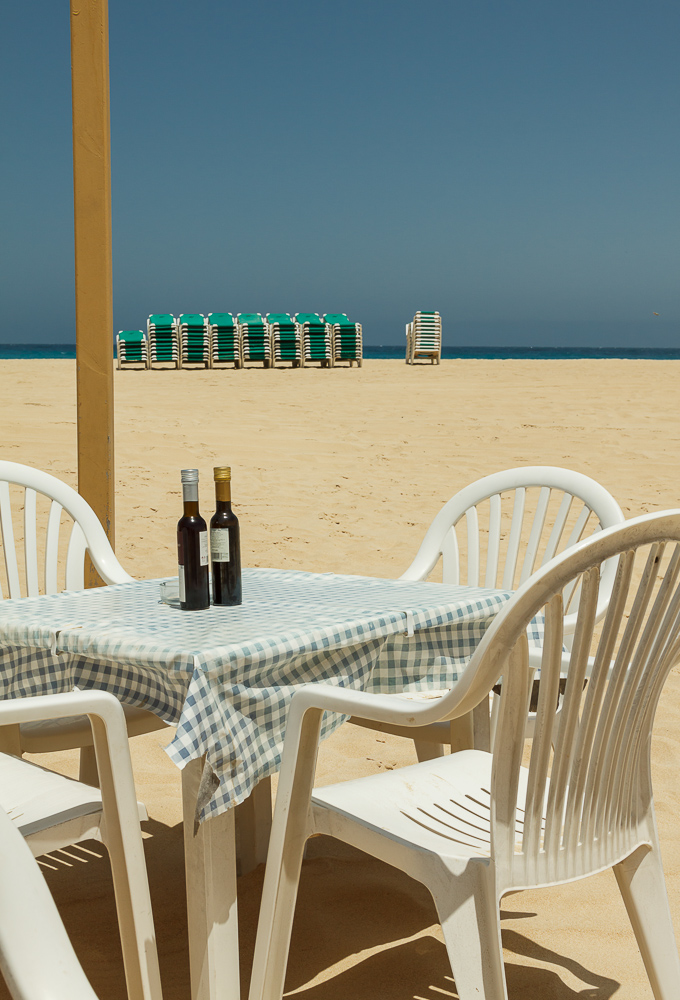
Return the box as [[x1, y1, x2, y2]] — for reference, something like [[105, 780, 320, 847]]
[[2, 343, 680, 361]]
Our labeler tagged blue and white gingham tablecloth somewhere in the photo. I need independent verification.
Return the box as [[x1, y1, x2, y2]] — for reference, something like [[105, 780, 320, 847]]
[[0, 568, 530, 820]]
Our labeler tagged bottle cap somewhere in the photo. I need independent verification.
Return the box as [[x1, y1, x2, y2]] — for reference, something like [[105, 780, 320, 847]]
[[213, 466, 231, 481], [181, 469, 199, 484]]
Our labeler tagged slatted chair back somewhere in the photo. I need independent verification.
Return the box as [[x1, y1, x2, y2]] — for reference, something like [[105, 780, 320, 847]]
[[456, 510, 680, 889], [401, 467, 624, 638], [0, 462, 132, 599]]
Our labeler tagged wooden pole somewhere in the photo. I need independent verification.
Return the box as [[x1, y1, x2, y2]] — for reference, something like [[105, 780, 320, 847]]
[[70, 0, 115, 584]]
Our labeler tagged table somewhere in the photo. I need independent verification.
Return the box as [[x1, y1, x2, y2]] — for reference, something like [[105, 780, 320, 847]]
[[0, 567, 520, 1000]]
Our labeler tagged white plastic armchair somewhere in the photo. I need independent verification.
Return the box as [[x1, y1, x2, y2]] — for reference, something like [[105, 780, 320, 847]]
[[250, 510, 680, 1000], [0, 461, 168, 781], [0, 690, 162, 1000], [0, 803, 99, 1000], [352, 466, 625, 758]]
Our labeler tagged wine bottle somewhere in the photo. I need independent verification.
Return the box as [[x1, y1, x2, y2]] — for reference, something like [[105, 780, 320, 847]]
[[177, 469, 210, 610], [210, 466, 242, 606]]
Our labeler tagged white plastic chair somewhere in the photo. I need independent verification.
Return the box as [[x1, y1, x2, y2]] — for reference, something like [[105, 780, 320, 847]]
[[0, 802, 100, 1000], [0, 690, 162, 1000], [249, 510, 680, 1000], [352, 466, 625, 758], [0, 461, 168, 782]]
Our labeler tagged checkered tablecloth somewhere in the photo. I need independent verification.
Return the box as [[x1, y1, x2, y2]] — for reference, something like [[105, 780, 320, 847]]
[[0, 568, 529, 820]]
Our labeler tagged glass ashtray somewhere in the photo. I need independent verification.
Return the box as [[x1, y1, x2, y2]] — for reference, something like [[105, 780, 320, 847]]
[[159, 580, 181, 609]]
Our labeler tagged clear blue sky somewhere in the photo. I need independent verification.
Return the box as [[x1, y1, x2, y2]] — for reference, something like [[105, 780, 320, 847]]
[[1, 0, 678, 346]]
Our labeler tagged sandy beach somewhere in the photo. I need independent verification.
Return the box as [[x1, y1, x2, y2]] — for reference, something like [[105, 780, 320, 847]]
[[2, 357, 680, 999]]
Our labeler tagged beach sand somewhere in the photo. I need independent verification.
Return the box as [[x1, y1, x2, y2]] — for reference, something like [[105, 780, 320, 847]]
[[2, 357, 680, 999]]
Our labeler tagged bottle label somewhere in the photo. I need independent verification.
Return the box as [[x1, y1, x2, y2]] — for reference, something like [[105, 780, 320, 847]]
[[178, 565, 186, 602], [199, 531, 209, 566], [211, 528, 230, 562]]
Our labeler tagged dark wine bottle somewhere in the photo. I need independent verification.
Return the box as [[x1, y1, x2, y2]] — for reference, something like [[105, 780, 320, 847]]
[[210, 466, 242, 606], [177, 468, 210, 611]]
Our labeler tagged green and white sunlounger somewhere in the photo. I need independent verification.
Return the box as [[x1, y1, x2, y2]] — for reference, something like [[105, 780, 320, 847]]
[[208, 313, 242, 368], [147, 314, 180, 368], [116, 330, 149, 369]]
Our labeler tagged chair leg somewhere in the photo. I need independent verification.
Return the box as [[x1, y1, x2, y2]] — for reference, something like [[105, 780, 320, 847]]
[[79, 744, 99, 786], [248, 709, 323, 1000], [91, 716, 162, 1000], [235, 775, 273, 876], [614, 843, 680, 999], [430, 865, 507, 1000], [415, 740, 446, 761]]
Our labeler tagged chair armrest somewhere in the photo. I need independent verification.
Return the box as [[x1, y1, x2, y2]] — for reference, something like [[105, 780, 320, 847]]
[[288, 683, 468, 729], [0, 691, 128, 733], [527, 648, 600, 678]]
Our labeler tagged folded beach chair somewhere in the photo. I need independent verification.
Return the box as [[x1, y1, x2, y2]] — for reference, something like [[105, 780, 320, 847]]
[[179, 313, 210, 368], [147, 313, 180, 368], [296, 313, 333, 367], [115, 330, 149, 369], [406, 310, 442, 364], [208, 313, 242, 368], [324, 314, 363, 368], [267, 313, 303, 368], [239, 313, 272, 367]]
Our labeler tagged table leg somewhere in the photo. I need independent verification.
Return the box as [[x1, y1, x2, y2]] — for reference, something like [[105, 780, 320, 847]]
[[182, 757, 240, 1000], [235, 775, 272, 876]]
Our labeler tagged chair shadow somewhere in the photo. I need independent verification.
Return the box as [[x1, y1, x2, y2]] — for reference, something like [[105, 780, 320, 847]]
[[281, 936, 619, 1000], [238, 838, 620, 1000]]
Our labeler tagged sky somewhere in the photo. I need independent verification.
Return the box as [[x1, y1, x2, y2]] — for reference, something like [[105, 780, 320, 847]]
[[1, 0, 678, 347]]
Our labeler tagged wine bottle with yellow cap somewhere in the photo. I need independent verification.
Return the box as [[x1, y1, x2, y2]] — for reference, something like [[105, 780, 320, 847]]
[[210, 466, 242, 605]]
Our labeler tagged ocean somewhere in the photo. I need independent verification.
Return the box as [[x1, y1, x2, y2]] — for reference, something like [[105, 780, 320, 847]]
[[1, 344, 680, 361]]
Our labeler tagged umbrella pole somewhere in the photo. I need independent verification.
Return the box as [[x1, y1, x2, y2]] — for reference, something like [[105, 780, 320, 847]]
[[70, 0, 115, 584]]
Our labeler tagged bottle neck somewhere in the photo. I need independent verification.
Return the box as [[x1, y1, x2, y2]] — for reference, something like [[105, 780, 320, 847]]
[[214, 480, 232, 506], [182, 481, 199, 514]]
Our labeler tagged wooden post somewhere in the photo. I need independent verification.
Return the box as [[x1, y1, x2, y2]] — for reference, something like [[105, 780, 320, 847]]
[[70, 0, 115, 584]]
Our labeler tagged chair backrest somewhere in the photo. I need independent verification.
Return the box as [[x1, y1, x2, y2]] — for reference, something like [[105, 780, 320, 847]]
[[0, 804, 99, 1000], [0, 462, 132, 598], [401, 467, 624, 634], [445, 511, 680, 890], [207, 313, 235, 327], [295, 313, 323, 325], [178, 313, 206, 327]]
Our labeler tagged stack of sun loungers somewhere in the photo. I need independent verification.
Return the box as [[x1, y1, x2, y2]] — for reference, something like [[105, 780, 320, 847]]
[[324, 314, 363, 367], [119, 312, 365, 369], [208, 313, 241, 368], [179, 314, 210, 367], [405, 310, 442, 365], [268, 313, 303, 367], [147, 314, 180, 367], [116, 330, 149, 369], [297, 313, 333, 367], [239, 313, 271, 367]]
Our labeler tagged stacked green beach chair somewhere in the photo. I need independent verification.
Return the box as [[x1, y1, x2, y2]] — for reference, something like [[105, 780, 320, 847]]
[[147, 314, 180, 368], [267, 313, 303, 367], [208, 313, 242, 368], [324, 314, 363, 368], [179, 314, 210, 367], [116, 330, 149, 369], [296, 313, 333, 367], [405, 310, 442, 365], [238, 313, 271, 367]]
